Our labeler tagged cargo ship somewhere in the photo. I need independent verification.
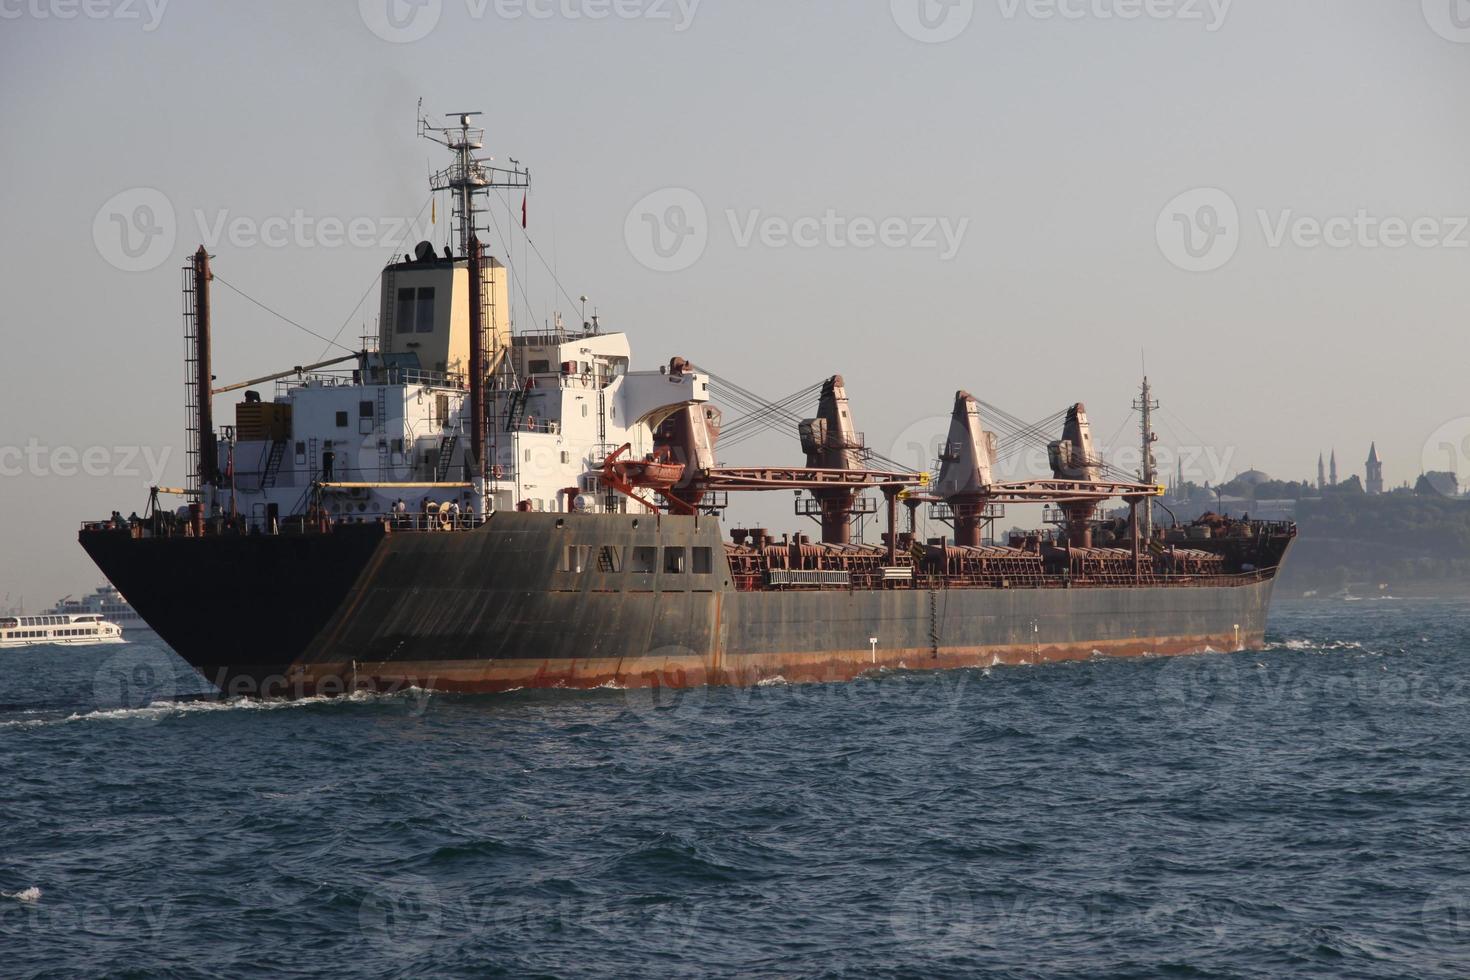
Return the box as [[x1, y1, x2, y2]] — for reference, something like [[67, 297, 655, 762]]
[[79, 110, 1294, 698]]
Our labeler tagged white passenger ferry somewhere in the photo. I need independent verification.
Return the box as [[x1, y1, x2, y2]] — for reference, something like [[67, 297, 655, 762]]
[[0, 614, 125, 648]]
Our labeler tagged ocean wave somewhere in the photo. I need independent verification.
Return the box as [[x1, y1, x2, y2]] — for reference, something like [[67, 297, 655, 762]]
[[2, 688, 431, 728], [1262, 639, 1366, 652]]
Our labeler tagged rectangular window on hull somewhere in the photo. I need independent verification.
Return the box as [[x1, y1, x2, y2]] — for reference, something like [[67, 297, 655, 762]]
[[630, 547, 658, 574], [560, 546, 591, 574], [693, 547, 713, 575], [664, 547, 686, 574], [415, 288, 435, 333], [598, 546, 623, 573]]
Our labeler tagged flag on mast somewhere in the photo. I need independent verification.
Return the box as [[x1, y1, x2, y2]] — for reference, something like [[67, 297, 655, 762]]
[[522, 191, 528, 229]]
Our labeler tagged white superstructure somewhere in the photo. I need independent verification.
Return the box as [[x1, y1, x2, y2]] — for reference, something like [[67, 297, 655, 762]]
[[214, 320, 709, 526], [47, 585, 151, 632], [196, 112, 710, 529]]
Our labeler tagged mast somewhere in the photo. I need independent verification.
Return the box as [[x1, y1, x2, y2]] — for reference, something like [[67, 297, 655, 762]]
[[184, 245, 217, 499], [1134, 375, 1159, 544], [467, 236, 486, 480], [420, 108, 530, 492]]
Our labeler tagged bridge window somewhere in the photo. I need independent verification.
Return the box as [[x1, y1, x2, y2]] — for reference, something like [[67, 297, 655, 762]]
[[395, 287, 437, 334], [335, 412, 348, 428], [395, 288, 414, 333]]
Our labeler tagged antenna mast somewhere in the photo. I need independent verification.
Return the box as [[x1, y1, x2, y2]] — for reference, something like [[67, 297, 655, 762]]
[[1133, 375, 1160, 544], [418, 108, 532, 489], [419, 110, 530, 256]]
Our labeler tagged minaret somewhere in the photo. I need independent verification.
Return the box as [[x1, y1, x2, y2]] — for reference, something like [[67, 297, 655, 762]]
[[1330, 449, 1338, 487], [1317, 453, 1325, 492], [1366, 443, 1384, 495]]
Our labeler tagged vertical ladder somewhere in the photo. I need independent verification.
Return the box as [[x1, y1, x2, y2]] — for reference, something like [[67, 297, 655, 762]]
[[181, 263, 201, 501], [375, 386, 390, 479], [928, 589, 941, 659], [505, 387, 527, 432], [261, 440, 287, 489], [598, 388, 614, 512], [435, 427, 460, 482]]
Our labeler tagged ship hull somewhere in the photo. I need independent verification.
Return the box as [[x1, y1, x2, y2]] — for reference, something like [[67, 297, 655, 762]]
[[81, 514, 1284, 698]]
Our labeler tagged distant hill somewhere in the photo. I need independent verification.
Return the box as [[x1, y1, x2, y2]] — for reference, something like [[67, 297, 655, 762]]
[[1278, 493, 1470, 596]]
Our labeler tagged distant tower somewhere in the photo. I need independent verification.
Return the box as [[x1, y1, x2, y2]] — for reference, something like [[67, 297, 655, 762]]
[[1366, 443, 1384, 495], [1330, 449, 1338, 487], [1317, 453, 1325, 492]]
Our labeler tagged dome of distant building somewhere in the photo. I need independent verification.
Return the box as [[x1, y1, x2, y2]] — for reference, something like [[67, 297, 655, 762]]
[[1234, 469, 1271, 486]]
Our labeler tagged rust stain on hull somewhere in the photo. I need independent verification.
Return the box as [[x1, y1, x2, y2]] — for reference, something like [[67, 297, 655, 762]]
[[295, 631, 1257, 697]]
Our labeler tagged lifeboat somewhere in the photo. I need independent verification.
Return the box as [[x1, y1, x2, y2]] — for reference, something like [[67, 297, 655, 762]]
[[610, 454, 686, 490]]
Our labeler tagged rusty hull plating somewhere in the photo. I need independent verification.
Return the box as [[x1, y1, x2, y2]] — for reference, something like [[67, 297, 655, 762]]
[[80, 511, 1293, 699]]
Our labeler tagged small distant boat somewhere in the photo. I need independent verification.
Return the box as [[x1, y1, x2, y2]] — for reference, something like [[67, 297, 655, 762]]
[[0, 613, 125, 649]]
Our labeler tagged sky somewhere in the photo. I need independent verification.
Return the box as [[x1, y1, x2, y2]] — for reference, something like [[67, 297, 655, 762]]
[[1, 0, 1468, 606]]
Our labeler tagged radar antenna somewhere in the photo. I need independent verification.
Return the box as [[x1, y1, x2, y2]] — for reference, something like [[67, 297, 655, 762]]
[[418, 107, 531, 256]]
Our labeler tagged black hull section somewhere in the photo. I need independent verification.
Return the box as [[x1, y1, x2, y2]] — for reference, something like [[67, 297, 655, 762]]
[[81, 514, 1286, 696], [80, 524, 388, 694]]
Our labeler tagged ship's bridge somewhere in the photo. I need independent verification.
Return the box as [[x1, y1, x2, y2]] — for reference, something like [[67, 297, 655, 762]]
[[377, 242, 511, 379]]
